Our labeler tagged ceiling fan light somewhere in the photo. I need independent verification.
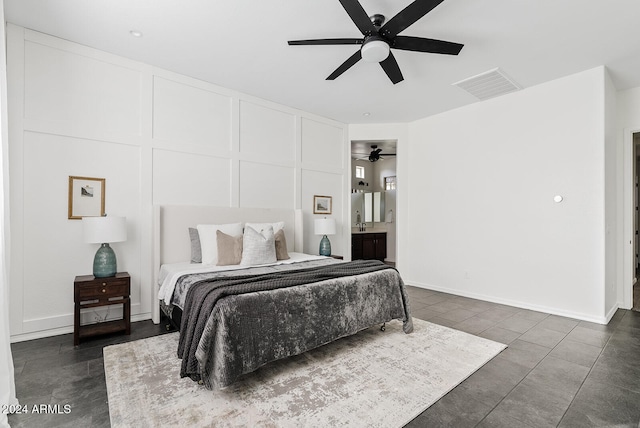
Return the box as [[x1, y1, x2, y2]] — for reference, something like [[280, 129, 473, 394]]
[[361, 40, 390, 63]]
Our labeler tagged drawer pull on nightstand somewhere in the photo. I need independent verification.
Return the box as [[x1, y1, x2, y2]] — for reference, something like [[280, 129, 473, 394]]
[[102, 288, 106, 293], [102, 282, 107, 286]]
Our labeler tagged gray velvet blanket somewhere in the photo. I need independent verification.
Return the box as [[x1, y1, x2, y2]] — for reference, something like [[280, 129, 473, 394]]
[[178, 260, 413, 389]]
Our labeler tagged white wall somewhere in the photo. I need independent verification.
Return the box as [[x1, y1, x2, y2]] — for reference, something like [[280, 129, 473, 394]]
[[7, 25, 347, 341], [604, 70, 618, 319], [404, 67, 612, 323]]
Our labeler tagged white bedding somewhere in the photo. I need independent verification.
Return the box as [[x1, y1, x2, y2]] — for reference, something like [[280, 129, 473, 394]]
[[158, 252, 329, 306]]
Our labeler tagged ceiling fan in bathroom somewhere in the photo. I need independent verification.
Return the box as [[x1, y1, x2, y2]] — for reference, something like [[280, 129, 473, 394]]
[[354, 145, 396, 162]]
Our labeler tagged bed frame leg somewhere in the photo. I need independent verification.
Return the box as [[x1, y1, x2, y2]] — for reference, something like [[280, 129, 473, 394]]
[[380, 323, 386, 331], [160, 311, 176, 332]]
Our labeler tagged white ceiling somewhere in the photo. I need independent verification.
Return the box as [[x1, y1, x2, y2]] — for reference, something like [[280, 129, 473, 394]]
[[5, 0, 640, 124]]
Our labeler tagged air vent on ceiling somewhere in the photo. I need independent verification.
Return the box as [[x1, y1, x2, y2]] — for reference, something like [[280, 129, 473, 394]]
[[452, 68, 521, 101]]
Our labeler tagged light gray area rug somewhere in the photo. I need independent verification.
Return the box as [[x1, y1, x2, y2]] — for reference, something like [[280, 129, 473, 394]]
[[104, 319, 505, 427]]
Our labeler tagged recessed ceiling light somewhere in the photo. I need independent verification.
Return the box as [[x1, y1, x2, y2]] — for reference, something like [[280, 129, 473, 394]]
[[129, 30, 143, 38], [363, 112, 371, 117]]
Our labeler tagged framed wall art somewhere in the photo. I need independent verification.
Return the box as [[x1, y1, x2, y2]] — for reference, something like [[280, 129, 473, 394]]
[[68, 176, 105, 219], [313, 195, 332, 215]]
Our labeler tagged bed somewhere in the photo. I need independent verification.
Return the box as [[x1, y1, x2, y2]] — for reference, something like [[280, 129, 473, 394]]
[[152, 205, 413, 390]]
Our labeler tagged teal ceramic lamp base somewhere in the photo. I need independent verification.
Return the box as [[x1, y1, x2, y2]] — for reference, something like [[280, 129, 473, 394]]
[[93, 243, 117, 278], [319, 235, 332, 256]]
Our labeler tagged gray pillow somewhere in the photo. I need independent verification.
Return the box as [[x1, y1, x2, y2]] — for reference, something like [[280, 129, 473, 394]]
[[240, 225, 276, 266], [189, 227, 202, 263], [216, 230, 243, 266], [274, 229, 290, 260]]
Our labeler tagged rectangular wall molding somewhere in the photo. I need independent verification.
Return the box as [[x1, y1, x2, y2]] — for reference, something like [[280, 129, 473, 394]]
[[7, 24, 348, 341]]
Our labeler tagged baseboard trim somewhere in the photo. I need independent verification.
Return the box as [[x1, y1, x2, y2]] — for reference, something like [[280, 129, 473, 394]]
[[406, 280, 611, 325], [604, 303, 619, 324], [10, 312, 151, 343]]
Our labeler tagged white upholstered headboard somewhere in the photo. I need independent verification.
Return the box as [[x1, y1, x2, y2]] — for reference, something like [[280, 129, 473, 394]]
[[151, 205, 303, 323]]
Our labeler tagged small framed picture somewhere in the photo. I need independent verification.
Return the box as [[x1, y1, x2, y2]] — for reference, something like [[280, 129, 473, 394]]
[[313, 195, 332, 215], [68, 176, 105, 219]]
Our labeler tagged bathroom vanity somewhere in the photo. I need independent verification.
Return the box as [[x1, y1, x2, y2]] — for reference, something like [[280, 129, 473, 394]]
[[352, 231, 386, 261]]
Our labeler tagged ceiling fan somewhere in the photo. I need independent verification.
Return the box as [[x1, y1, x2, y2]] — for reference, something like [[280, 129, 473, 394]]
[[288, 0, 463, 84], [355, 145, 396, 162]]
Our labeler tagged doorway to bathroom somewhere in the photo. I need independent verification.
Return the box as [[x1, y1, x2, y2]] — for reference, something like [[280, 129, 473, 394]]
[[350, 139, 397, 266]]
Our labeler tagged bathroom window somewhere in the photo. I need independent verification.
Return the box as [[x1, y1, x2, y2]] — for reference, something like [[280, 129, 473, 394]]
[[385, 176, 396, 190], [355, 166, 365, 179]]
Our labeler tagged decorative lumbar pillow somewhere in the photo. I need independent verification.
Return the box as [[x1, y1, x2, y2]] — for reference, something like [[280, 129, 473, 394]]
[[197, 223, 243, 265], [274, 229, 290, 260], [216, 230, 243, 266], [241, 225, 276, 266], [188, 227, 202, 264]]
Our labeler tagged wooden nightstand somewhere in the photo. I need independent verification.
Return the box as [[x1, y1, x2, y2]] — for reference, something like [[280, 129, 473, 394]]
[[74, 272, 131, 346], [330, 255, 344, 260]]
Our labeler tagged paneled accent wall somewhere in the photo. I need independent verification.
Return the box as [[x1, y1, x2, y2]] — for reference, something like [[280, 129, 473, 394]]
[[152, 76, 232, 151], [7, 25, 348, 341]]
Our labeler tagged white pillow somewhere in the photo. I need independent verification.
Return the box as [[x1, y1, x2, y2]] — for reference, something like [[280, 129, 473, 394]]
[[241, 225, 276, 266], [244, 221, 285, 234], [196, 223, 243, 265]]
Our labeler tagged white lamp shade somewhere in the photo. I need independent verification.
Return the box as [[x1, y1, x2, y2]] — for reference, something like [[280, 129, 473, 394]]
[[314, 218, 336, 236], [83, 216, 127, 244]]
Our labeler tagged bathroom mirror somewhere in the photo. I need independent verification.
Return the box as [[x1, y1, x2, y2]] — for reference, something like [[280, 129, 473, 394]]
[[351, 191, 385, 226], [373, 191, 384, 222], [364, 192, 372, 222]]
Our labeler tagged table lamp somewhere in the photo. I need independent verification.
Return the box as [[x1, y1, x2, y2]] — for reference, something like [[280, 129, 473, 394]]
[[314, 218, 336, 256], [83, 215, 127, 277]]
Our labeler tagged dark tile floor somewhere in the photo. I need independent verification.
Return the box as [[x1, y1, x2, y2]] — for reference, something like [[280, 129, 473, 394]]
[[404, 286, 640, 427], [8, 321, 171, 427], [7, 286, 640, 427]]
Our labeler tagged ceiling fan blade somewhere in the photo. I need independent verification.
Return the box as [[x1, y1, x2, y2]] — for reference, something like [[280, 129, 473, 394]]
[[379, 52, 404, 84], [339, 0, 377, 36], [327, 50, 362, 80], [288, 38, 363, 46], [392, 36, 463, 55], [380, 0, 445, 39]]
